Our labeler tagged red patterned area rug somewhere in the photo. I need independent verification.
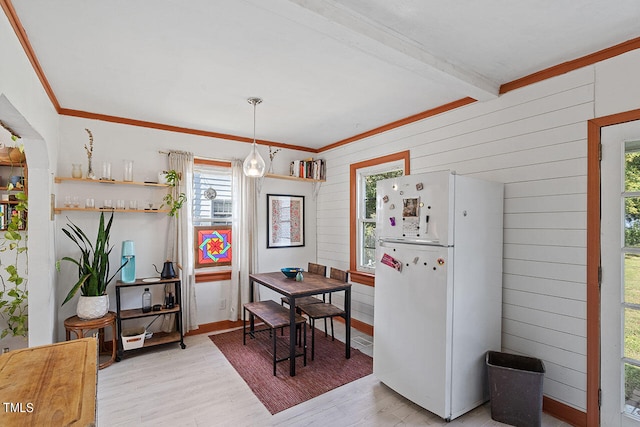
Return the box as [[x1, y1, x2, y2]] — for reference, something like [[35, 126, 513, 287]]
[[209, 327, 373, 414]]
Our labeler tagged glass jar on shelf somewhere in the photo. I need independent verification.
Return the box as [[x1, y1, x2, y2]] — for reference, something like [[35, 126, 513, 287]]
[[123, 160, 134, 182], [71, 163, 83, 178]]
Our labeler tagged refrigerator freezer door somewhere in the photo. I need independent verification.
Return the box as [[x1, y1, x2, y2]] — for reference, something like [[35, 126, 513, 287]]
[[376, 171, 454, 246], [373, 242, 454, 419]]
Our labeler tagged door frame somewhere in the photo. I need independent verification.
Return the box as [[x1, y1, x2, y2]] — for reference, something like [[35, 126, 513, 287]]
[[588, 108, 640, 426]]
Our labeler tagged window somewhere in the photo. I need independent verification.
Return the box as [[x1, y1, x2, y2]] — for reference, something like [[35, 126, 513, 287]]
[[357, 166, 404, 271], [623, 141, 640, 418], [193, 161, 232, 269], [350, 151, 410, 285]]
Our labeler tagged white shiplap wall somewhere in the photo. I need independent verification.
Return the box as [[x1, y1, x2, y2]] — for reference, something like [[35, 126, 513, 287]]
[[317, 65, 596, 411]]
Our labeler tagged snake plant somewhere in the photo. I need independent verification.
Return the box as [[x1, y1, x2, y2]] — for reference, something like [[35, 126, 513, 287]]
[[57, 211, 126, 305]]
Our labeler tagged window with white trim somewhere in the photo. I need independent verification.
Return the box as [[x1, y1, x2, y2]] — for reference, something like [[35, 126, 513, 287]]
[[356, 162, 404, 272]]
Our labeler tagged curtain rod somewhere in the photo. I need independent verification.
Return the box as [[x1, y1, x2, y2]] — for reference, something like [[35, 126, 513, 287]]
[[159, 150, 233, 164], [158, 150, 196, 156]]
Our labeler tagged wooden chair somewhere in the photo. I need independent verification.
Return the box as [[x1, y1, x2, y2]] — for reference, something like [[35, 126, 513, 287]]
[[298, 267, 348, 360], [280, 262, 328, 340]]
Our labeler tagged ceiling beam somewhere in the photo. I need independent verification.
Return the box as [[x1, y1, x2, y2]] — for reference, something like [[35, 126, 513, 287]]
[[264, 0, 499, 101]]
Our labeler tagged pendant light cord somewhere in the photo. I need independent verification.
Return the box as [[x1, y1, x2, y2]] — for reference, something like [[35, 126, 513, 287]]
[[248, 97, 262, 147], [253, 101, 257, 145]]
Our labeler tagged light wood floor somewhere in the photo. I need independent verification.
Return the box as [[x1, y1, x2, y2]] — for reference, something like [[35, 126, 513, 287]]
[[97, 324, 572, 426]]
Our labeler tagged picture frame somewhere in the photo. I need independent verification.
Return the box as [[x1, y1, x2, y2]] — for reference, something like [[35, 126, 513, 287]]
[[267, 194, 305, 248], [194, 226, 232, 268]]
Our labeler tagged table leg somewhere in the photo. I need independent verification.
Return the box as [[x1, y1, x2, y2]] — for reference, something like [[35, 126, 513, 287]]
[[249, 278, 255, 334], [345, 288, 351, 359], [289, 296, 297, 376]]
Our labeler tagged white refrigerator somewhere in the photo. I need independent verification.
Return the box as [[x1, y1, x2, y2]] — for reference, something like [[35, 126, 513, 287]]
[[373, 170, 504, 421]]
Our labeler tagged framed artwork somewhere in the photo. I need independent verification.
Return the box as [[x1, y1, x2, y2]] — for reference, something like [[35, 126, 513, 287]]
[[194, 226, 232, 268], [267, 194, 305, 248]]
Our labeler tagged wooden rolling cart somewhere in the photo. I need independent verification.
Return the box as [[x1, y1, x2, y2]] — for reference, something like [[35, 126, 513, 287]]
[[115, 277, 186, 360]]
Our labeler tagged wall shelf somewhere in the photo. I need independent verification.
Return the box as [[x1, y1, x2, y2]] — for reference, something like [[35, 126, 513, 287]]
[[262, 173, 325, 199], [54, 176, 170, 215], [54, 177, 169, 187], [264, 173, 325, 183], [0, 160, 27, 231], [54, 207, 170, 215]]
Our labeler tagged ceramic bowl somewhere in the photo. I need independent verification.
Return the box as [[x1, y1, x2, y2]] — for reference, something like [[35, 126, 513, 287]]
[[9, 176, 23, 187], [281, 267, 302, 279]]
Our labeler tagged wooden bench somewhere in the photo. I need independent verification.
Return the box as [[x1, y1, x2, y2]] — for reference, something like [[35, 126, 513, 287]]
[[243, 300, 307, 375]]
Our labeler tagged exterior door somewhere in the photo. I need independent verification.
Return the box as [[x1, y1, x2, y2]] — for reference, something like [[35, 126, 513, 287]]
[[601, 120, 640, 426]]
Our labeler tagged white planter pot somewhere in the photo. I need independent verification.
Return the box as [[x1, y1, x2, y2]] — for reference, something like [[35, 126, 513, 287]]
[[77, 295, 109, 320], [158, 172, 169, 184]]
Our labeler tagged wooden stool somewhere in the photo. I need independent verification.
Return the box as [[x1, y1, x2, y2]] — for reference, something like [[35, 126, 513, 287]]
[[64, 311, 117, 369]]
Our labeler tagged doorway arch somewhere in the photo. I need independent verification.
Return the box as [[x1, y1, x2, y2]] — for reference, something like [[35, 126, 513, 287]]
[[0, 93, 55, 346]]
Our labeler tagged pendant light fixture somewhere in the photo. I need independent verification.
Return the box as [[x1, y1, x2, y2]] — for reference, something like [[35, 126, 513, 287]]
[[243, 97, 266, 177]]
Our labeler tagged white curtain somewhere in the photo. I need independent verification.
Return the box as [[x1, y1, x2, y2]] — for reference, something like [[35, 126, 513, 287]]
[[229, 160, 259, 321], [163, 151, 197, 332]]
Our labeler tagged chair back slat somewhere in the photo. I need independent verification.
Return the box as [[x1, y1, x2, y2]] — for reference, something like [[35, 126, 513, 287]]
[[308, 262, 327, 276], [329, 267, 348, 283]]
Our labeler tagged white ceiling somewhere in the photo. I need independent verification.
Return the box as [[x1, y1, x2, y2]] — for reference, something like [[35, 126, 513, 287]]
[[10, 0, 640, 150]]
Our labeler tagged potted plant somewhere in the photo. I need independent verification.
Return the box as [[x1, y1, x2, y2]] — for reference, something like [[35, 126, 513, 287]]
[[160, 169, 186, 217], [158, 169, 185, 282], [57, 211, 126, 319]]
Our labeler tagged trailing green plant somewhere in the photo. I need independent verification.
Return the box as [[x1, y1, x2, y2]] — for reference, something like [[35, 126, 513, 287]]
[[57, 211, 127, 305], [161, 169, 186, 217], [0, 142, 28, 338]]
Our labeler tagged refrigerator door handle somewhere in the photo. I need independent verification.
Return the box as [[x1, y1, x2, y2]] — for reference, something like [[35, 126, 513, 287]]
[[378, 237, 448, 247]]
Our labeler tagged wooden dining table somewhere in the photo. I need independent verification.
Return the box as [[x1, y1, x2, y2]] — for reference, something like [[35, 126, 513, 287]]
[[0, 337, 97, 426], [249, 271, 352, 376]]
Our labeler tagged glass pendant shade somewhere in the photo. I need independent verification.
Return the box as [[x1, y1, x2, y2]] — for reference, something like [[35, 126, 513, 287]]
[[243, 97, 266, 178], [243, 142, 266, 177]]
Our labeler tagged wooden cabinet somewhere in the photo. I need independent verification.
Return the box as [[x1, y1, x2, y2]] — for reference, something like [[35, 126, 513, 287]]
[[54, 176, 170, 214], [115, 278, 185, 360]]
